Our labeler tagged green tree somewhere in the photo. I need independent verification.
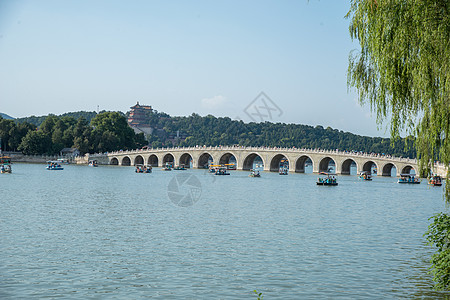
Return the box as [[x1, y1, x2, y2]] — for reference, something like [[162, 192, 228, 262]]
[[18, 130, 53, 155], [90, 112, 137, 152], [134, 132, 147, 148], [347, 0, 450, 290], [39, 115, 58, 135], [0, 118, 16, 151], [347, 0, 450, 197], [425, 213, 450, 290], [69, 117, 91, 154], [15, 111, 98, 127], [8, 122, 36, 151]]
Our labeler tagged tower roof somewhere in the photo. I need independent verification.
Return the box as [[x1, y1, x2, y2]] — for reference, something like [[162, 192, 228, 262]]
[[130, 101, 152, 110]]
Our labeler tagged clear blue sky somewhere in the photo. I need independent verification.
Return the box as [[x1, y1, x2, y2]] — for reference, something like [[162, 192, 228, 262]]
[[0, 0, 389, 137]]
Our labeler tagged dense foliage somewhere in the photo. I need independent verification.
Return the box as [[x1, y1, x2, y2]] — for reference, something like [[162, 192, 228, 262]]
[[15, 111, 101, 127], [347, 0, 450, 196], [1, 109, 416, 157], [0, 119, 36, 151], [0, 112, 146, 155], [144, 111, 415, 157], [347, 0, 450, 290], [426, 213, 450, 290]]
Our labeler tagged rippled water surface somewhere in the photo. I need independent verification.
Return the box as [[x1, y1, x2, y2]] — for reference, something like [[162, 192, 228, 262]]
[[1, 163, 449, 299]]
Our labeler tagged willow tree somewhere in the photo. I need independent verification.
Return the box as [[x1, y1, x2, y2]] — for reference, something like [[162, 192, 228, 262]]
[[347, 0, 450, 197], [347, 0, 450, 289]]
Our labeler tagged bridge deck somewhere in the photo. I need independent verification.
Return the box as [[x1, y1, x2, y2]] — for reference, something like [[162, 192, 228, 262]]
[[79, 146, 449, 178]]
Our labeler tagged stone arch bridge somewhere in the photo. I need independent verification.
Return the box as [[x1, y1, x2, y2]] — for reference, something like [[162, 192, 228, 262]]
[[88, 146, 429, 177]]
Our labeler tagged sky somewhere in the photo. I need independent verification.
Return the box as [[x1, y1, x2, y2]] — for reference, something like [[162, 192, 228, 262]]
[[0, 0, 391, 137]]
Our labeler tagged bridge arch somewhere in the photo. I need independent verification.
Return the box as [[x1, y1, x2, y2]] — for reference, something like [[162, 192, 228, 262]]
[[381, 162, 397, 176], [319, 157, 336, 173], [179, 153, 193, 168], [242, 153, 264, 171], [362, 161, 378, 173], [163, 153, 175, 165], [219, 152, 237, 166], [134, 155, 144, 166], [197, 152, 213, 168], [341, 158, 357, 175], [148, 154, 158, 167], [295, 155, 313, 173], [401, 165, 416, 175], [121, 156, 131, 166], [110, 157, 119, 165], [104, 147, 420, 177], [270, 154, 289, 172]]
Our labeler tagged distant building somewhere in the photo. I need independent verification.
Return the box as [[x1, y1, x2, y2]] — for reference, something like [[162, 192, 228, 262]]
[[127, 101, 154, 141], [127, 102, 187, 145], [60, 148, 80, 158], [128, 101, 153, 127]]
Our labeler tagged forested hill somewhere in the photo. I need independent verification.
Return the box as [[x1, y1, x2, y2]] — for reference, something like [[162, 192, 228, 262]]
[[145, 112, 416, 158], [0, 113, 14, 119], [8, 109, 415, 158], [15, 111, 102, 127]]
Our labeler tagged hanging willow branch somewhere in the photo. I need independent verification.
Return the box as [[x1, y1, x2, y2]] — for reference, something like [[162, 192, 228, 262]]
[[347, 0, 450, 201]]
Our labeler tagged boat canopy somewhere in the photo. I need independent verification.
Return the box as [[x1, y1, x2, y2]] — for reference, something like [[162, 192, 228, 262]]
[[319, 172, 336, 175], [400, 173, 416, 177], [0, 156, 11, 163]]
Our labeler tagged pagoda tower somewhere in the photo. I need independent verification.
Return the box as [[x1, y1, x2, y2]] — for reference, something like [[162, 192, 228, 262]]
[[127, 101, 153, 127]]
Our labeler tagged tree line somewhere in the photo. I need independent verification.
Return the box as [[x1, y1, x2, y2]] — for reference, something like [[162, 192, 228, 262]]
[[0, 109, 415, 157], [145, 111, 416, 158], [0, 112, 146, 155], [15, 111, 100, 127]]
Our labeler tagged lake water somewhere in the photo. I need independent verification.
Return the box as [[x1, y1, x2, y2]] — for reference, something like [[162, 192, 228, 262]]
[[1, 163, 449, 299]]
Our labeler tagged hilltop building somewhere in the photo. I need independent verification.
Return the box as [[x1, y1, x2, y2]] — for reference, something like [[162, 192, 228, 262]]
[[126, 101, 187, 146], [127, 101, 153, 126], [127, 101, 154, 137]]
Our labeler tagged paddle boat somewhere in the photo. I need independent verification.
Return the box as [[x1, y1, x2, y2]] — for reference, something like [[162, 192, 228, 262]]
[[46, 161, 64, 170], [209, 164, 220, 173], [359, 171, 372, 181], [249, 169, 261, 177], [135, 164, 152, 173], [162, 162, 172, 171], [174, 164, 186, 170], [1, 164, 12, 174], [317, 172, 338, 186], [225, 163, 236, 170], [428, 174, 442, 186], [279, 159, 289, 175], [279, 168, 288, 175], [214, 165, 230, 175], [88, 160, 98, 167], [57, 158, 70, 164], [398, 174, 420, 184], [0, 156, 12, 174]]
